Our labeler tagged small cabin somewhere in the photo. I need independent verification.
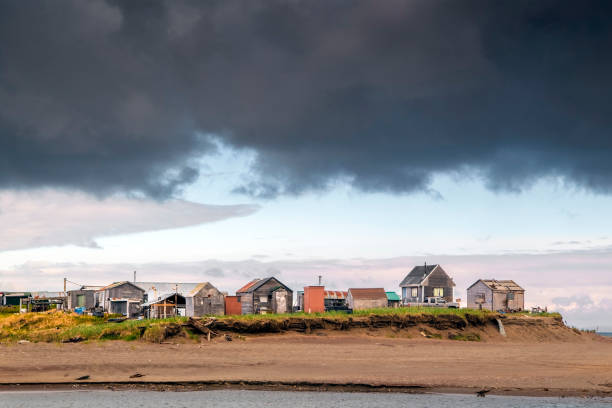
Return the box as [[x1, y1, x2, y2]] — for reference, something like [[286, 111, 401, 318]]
[[185, 282, 225, 316], [236, 277, 293, 315], [347, 288, 388, 310], [96, 281, 145, 317], [466, 279, 524, 311], [67, 286, 101, 311]]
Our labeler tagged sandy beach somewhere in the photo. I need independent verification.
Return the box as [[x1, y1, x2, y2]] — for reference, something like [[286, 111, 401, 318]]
[[1, 331, 611, 397]]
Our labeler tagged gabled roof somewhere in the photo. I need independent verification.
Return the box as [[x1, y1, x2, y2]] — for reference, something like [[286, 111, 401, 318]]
[[399, 264, 439, 286], [386, 291, 401, 301], [348, 288, 387, 300], [324, 290, 348, 299], [237, 277, 292, 294], [136, 282, 201, 299], [469, 279, 524, 292], [187, 282, 220, 297], [98, 281, 144, 292], [236, 279, 261, 294]]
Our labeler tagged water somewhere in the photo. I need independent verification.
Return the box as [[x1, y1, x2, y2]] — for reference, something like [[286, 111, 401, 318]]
[[0, 390, 610, 408], [598, 332, 612, 337]]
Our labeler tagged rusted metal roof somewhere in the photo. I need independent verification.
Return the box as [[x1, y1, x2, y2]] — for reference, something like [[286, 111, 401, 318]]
[[480, 280, 524, 292], [236, 279, 261, 294], [324, 290, 348, 299], [348, 288, 387, 300]]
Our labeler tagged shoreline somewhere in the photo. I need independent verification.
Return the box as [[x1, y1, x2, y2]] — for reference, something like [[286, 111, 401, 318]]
[[0, 380, 611, 398], [2, 327, 611, 399]]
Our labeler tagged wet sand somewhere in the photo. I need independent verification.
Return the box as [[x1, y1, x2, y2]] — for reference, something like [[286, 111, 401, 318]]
[[1, 333, 611, 397]]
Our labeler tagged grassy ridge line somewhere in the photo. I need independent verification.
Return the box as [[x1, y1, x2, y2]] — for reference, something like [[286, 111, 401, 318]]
[[0, 308, 561, 343]]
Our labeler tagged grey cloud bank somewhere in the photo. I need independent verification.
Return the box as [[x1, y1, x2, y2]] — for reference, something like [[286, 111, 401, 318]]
[[0, 190, 258, 251], [2, 1, 612, 198]]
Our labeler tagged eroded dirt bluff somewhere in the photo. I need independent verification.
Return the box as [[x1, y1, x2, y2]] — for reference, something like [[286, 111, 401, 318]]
[[184, 313, 587, 342]]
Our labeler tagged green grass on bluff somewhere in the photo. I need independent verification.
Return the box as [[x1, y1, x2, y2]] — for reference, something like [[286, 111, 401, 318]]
[[0, 307, 560, 343]]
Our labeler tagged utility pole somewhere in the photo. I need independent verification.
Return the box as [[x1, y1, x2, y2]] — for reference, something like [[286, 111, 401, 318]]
[[174, 284, 178, 317], [63, 277, 67, 293]]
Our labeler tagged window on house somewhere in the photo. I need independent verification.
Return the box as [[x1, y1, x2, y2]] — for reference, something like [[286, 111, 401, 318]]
[[433, 288, 444, 297], [411, 288, 418, 298], [260, 296, 268, 303], [476, 292, 486, 302], [507, 292, 515, 300]]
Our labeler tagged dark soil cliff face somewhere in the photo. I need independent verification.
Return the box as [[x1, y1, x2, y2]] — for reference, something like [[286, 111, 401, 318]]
[[182, 314, 583, 343]]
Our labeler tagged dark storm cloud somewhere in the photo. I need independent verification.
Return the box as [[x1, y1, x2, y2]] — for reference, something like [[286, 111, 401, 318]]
[[1, 0, 612, 198]]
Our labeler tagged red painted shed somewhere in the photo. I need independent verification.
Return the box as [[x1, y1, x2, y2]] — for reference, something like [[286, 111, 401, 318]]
[[304, 286, 325, 313], [224, 296, 242, 315]]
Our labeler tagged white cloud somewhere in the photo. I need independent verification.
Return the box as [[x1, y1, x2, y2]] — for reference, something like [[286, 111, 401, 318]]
[[0, 189, 259, 251]]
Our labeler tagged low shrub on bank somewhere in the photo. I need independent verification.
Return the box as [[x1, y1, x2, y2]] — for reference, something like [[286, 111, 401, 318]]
[[0, 305, 19, 315]]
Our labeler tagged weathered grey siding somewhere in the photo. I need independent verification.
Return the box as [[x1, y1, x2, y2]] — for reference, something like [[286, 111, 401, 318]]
[[188, 283, 225, 317], [467, 280, 493, 310], [272, 289, 291, 314], [106, 284, 144, 301], [67, 290, 96, 310], [237, 278, 293, 314], [422, 267, 454, 302], [99, 282, 145, 317], [492, 291, 524, 311], [239, 293, 254, 314], [347, 294, 388, 310], [467, 280, 525, 311]]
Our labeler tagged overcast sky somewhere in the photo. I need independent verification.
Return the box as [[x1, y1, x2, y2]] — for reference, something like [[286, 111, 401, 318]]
[[1, 0, 611, 330]]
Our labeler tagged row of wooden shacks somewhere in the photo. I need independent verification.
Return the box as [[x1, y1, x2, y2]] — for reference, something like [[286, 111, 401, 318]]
[[1, 264, 525, 317]]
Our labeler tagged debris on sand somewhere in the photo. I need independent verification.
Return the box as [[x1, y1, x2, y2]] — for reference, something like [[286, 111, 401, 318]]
[[75, 375, 90, 381], [62, 336, 84, 343], [129, 373, 145, 378]]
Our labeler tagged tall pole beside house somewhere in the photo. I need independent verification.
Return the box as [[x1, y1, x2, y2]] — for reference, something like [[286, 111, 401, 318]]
[[133, 271, 136, 283], [174, 284, 178, 317], [64, 277, 67, 293]]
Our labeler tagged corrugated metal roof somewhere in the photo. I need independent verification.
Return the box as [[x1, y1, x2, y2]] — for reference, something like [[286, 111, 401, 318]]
[[399, 264, 438, 286], [236, 279, 260, 293], [324, 290, 348, 299], [236, 277, 292, 294], [98, 281, 130, 291], [480, 280, 524, 292], [80, 286, 103, 291], [142, 292, 186, 307], [348, 288, 387, 300], [386, 291, 401, 301], [135, 282, 202, 302]]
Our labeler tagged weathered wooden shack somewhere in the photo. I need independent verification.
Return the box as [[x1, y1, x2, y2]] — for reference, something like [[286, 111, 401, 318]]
[[185, 282, 225, 316], [399, 264, 455, 304], [96, 281, 145, 317], [347, 288, 388, 310], [66, 286, 101, 310], [467, 279, 525, 311], [236, 277, 293, 315]]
